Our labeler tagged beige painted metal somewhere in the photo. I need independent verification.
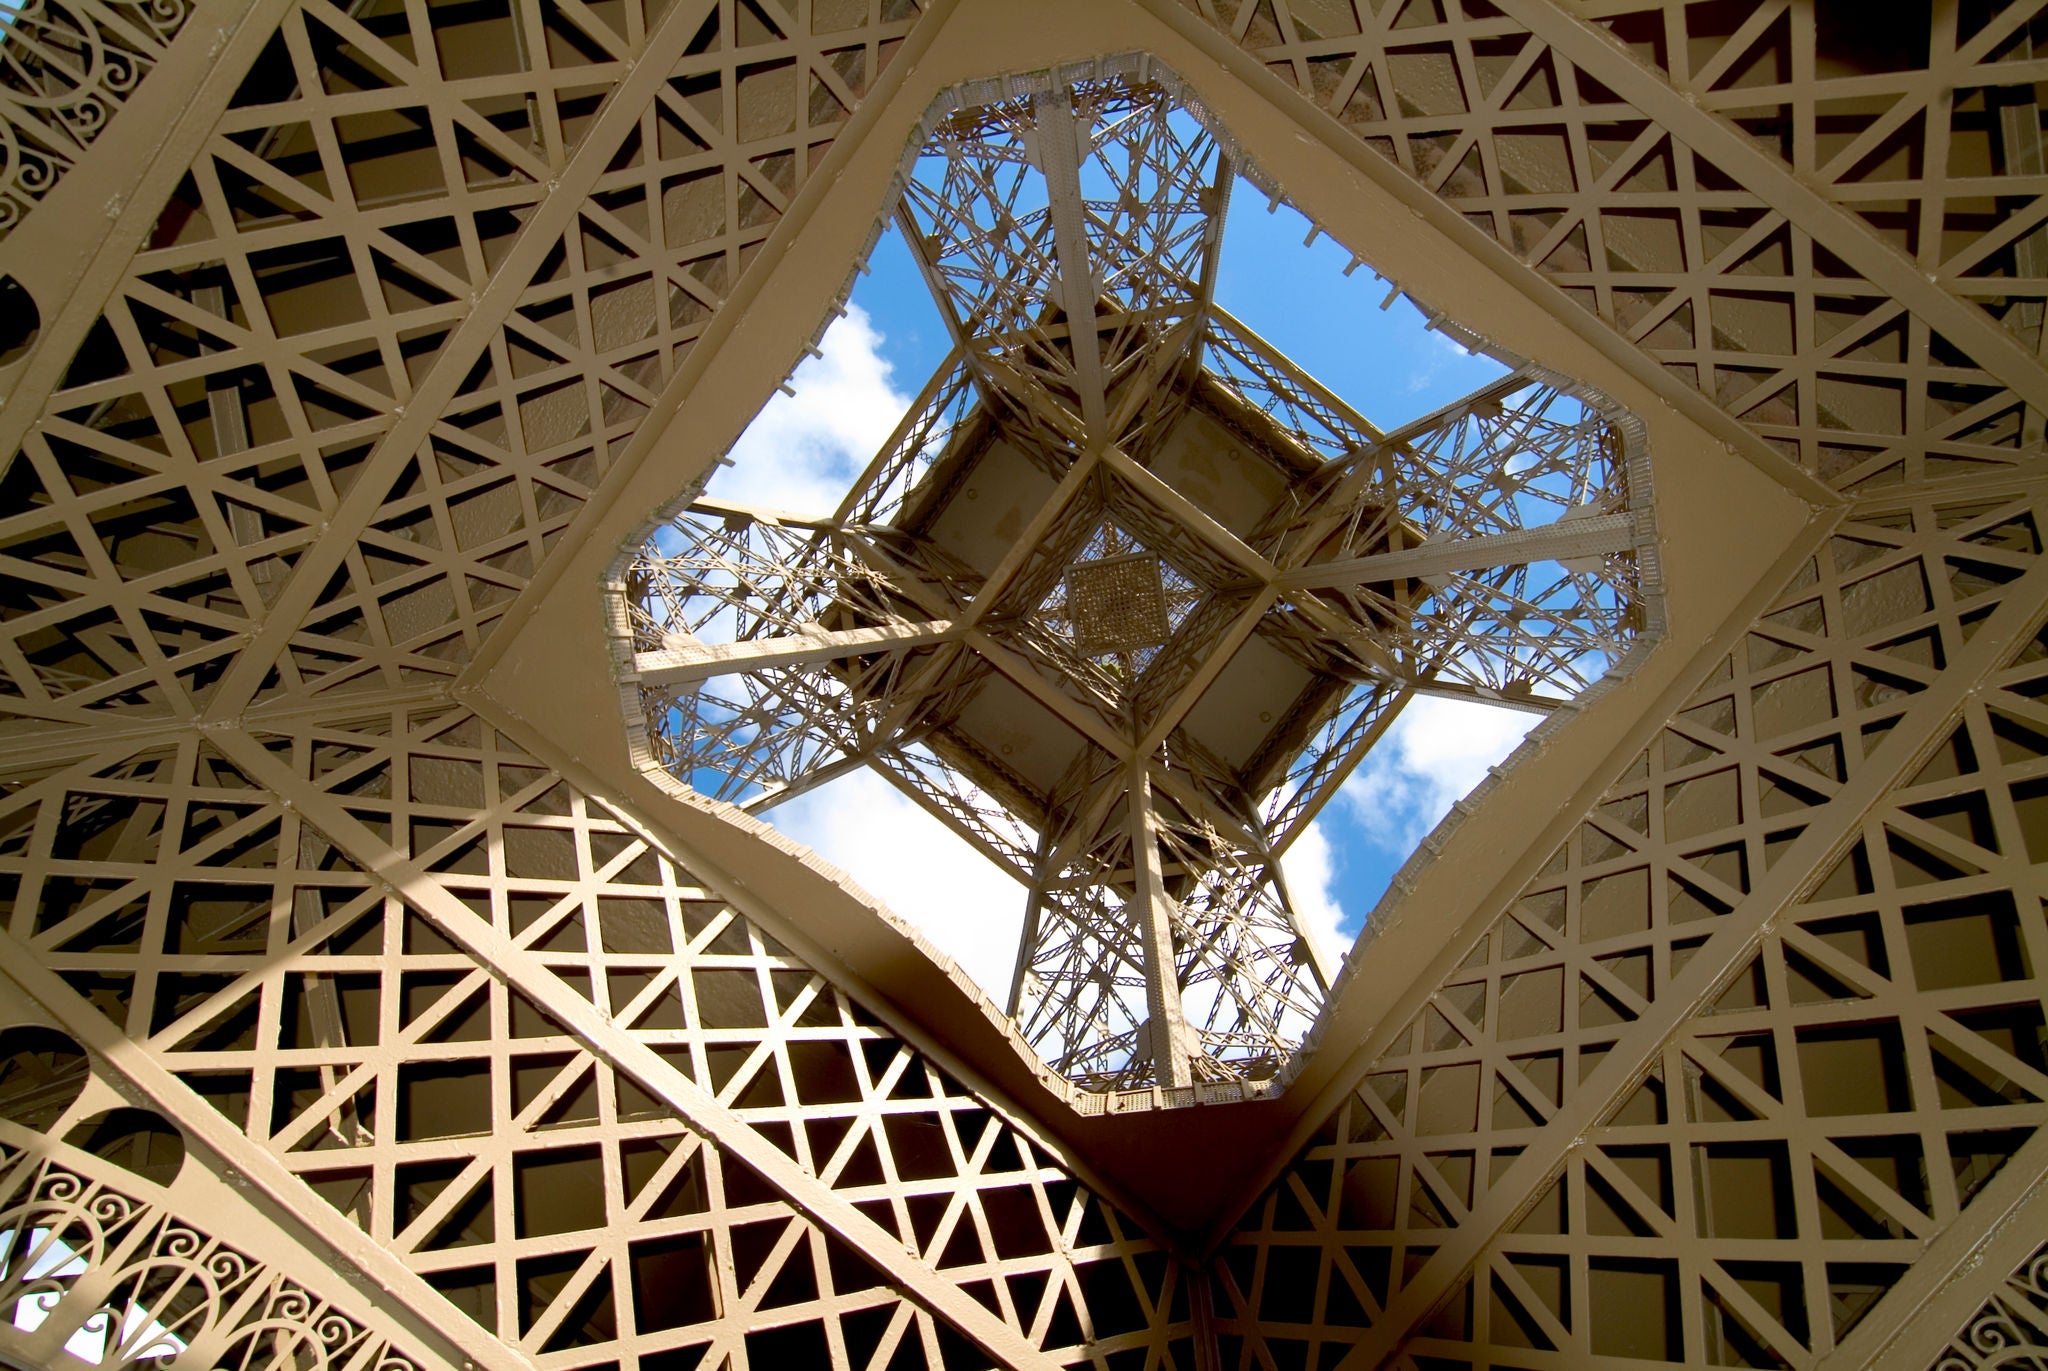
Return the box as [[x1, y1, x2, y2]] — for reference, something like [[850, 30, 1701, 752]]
[[1333, 500, 2048, 1368], [1498, 0, 2048, 420], [204, 723, 1070, 1371], [475, 0, 1814, 1218], [0, 935, 506, 1371], [196, 0, 744, 722], [622, 216, 1651, 1088], [1278, 514, 1637, 591], [1126, 766, 1196, 1089], [633, 620, 962, 690], [5, 0, 2048, 1366], [0, 0, 295, 433]]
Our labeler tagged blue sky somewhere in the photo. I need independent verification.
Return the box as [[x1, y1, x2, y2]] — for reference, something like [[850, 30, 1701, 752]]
[[702, 190, 1537, 998], [851, 187, 1512, 437]]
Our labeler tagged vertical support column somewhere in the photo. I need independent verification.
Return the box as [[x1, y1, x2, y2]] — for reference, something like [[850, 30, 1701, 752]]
[[1183, 154, 1235, 378], [1128, 766, 1195, 1089], [1007, 832, 1054, 1018], [1033, 90, 1110, 438]]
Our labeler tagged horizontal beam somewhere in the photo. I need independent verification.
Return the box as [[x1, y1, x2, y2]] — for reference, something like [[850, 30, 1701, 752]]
[[1279, 514, 1635, 591], [1408, 679, 1565, 715], [634, 620, 958, 688]]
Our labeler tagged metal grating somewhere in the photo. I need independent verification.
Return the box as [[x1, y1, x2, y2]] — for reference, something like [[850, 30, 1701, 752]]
[[1065, 552, 1171, 656]]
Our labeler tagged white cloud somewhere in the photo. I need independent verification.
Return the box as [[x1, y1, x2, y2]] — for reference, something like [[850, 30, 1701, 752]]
[[708, 304, 911, 516], [1337, 695, 1538, 854], [701, 302, 1536, 1008], [705, 304, 1032, 997], [1280, 819, 1352, 964], [772, 770, 1026, 998], [1405, 328, 1494, 394]]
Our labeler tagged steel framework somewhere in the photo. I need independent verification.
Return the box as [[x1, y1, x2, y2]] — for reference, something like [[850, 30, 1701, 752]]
[[618, 71, 1658, 1093], [2, 0, 2048, 1369]]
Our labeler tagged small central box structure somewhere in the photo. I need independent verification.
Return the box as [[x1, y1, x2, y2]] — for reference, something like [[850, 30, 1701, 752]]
[[1065, 552, 1170, 656]]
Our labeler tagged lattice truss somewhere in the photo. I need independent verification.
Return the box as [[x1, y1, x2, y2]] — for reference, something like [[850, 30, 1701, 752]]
[[0, 1019, 430, 1370], [0, 0, 924, 728], [1215, 489, 2048, 1371], [0, 707, 1197, 1370], [6, 0, 2048, 1366], [619, 69, 1656, 1095], [1185, 0, 2048, 491], [0, 0, 200, 233], [1931, 1239, 2048, 1369]]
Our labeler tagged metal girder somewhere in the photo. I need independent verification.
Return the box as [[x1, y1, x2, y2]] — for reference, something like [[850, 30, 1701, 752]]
[[1136, 585, 1281, 755], [890, 203, 975, 354], [1327, 517, 2048, 1370], [1126, 766, 1196, 1089], [1495, 0, 2048, 421], [1098, 444, 1270, 584], [1405, 680, 1564, 715], [1821, 1128, 2048, 1371], [1182, 155, 1236, 377], [1033, 90, 1112, 439], [633, 621, 961, 690], [963, 450, 1105, 623], [201, 724, 1063, 1371], [619, 62, 1651, 1094], [1277, 514, 1636, 591], [0, 934, 501, 1371], [199, 0, 733, 722], [0, 0, 295, 451]]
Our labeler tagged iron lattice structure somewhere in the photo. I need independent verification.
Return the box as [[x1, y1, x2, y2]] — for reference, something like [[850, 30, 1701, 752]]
[[618, 72, 1657, 1092], [7, 0, 2048, 1368]]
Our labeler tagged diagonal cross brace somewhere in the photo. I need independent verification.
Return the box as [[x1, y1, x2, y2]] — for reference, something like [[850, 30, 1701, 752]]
[[1497, 0, 2048, 421], [203, 0, 734, 722], [205, 725, 1066, 1371], [1327, 514, 2048, 1369], [0, 940, 494, 1371]]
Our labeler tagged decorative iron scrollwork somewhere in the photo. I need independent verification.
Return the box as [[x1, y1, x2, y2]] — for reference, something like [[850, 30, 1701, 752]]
[[1930, 1243, 2048, 1371], [0, 0, 196, 236], [0, 1135, 427, 1370]]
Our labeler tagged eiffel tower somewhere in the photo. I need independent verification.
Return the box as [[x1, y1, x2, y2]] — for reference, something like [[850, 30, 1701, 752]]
[[1, 3, 2046, 1370]]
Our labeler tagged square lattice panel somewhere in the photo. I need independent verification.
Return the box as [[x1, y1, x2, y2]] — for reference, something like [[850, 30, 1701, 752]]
[[1066, 553, 1170, 656]]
